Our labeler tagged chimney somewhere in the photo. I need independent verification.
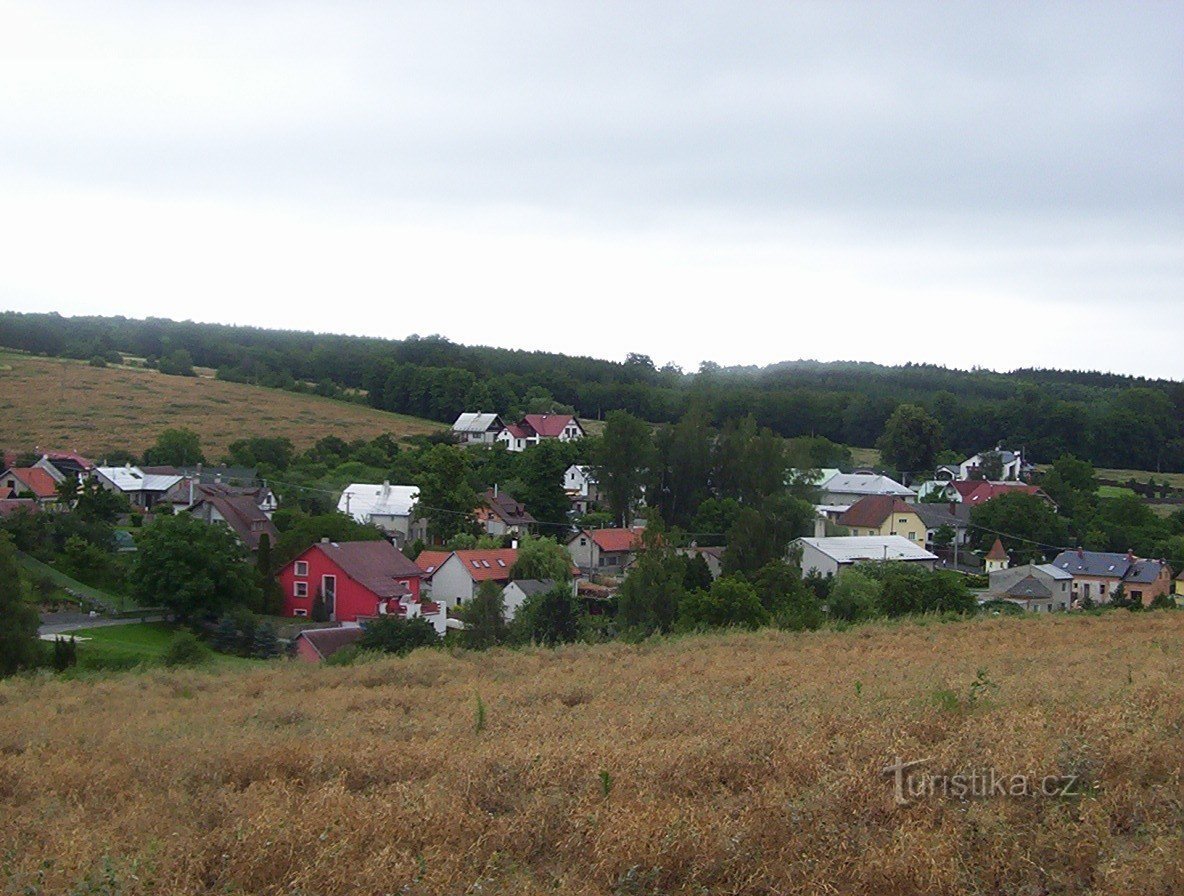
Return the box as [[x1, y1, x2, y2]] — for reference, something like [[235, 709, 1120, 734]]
[[511, 538, 518, 550], [1077, 546, 1084, 559], [321, 536, 330, 543], [493, 482, 498, 498], [1126, 549, 1135, 564]]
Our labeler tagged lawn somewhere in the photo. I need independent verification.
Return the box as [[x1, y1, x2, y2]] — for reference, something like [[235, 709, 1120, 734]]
[[1097, 484, 1137, 498], [64, 623, 261, 672], [0, 350, 446, 458]]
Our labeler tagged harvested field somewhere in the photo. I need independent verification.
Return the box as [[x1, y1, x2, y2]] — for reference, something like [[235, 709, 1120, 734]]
[[0, 351, 444, 458], [2, 611, 1183, 894]]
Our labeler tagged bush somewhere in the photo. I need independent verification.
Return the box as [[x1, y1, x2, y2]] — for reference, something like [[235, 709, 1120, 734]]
[[358, 616, 439, 655], [324, 644, 362, 666], [161, 631, 209, 667]]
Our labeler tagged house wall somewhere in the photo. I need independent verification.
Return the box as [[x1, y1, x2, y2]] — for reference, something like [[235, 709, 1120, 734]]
[[278, 547, 422, 622], [502, 583, 529, 620], [846, 511, 926, 545], [426, 555, 480, 608], [295, 638, 323, 663], [567, 533, 599, 570], [798, 542, 839, 578], [1127, 568, 1172, 606]]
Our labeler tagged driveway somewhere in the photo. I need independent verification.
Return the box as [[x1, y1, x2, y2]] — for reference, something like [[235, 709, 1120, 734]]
[[38, 612, 164, 638]]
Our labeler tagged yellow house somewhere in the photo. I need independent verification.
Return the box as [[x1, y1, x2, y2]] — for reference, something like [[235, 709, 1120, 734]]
[[836, 496, 927, 546], [1173, 570, 1184, 603]]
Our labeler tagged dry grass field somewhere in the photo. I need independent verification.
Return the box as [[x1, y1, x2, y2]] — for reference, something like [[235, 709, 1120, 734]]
[[2, 612, 1183, 895], [0, 351, 444, 458]]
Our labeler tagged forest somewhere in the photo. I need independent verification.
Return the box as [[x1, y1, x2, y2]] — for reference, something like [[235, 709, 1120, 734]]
[[1, 310, 1182, 471]]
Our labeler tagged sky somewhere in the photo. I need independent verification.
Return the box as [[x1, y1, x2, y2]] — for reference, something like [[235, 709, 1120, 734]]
[[1, 1, 1181, 377]]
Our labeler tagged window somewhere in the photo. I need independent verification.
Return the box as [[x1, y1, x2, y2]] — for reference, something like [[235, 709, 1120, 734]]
[[294, 561, 309, 577], [293, 608, 308, 617], [580, 537, 587, 546], [294, 582, 308, 598]]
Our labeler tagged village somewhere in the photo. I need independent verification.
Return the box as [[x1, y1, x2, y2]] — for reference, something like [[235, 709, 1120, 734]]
[[4, 407, 1180, 666]]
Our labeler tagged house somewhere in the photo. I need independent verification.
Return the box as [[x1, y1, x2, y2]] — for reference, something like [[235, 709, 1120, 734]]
[[0, 466, 59, 503], [564, 464, 602, 513], [988, 563, 1073, 612], [676, 545, 724, 579], [0, 498, 39, 518], [960, 447, 1032, 482], [452, 412, 505, 446], [949, 480, 1054, 509], [1049, 549, 1172, 607], [279, 539, 425, 622], [175, 480, 276, 517], [93, 464, 185, 509], [292, 626, 364, 663], [33, 451, 96, 484], [567, 527, 642, 575], [184, 492, 279, 551], [836, 496, 927, 545], [793, 535, 939, 578], [338, 482, 420, 542], [421, 549, 519, 608], [496, 414, 585, 452], [501, 578, 558, 620], [818, 472, 916, 508], [414, 550, 452, 577], [911, 502, 970, 548], [476, 487, 536, 537], [984, 538, 1010, 573]]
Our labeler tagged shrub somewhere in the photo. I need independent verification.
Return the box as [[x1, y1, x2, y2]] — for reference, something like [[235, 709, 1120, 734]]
[[358, 616, 439, 655], [161, 631, 209, 667]]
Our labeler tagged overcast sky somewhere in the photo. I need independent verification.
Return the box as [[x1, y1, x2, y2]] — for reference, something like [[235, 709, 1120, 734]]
[[2, 2, 1181, 377]]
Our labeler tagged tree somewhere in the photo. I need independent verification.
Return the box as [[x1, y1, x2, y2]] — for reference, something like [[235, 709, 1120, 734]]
[[1039, 454, 1097, 520], [683, 553, 714, 592], [73, 477, 129, 523], [593, 411, 654, 526], [130, 513, 262, 622], [510, 535, 572, 582], [225, 436, 295, 471], [678, 576, 768, 630], [722, 495, 815, 578], [273, 512, 384, 568], [976, 450, 1005, 481], [143, 427, 205, 466], [509, 582, 582, 646], [969, 493, 1069, 564], [827, 568, 882, 622], [415, 445, 480, 542], [0, 534, 40, 676], [251, 622, 281, 658], [513, 438, 578, 525], [358, 615, 439, 654], [752, 560, 823, 629], [158, 348, 196, 377], [877, 404, 943, 475], [650, 405, 714, 528], [616, 527, 684, 634], [461, 580, 508, 649], [865, 563, 975, 616]]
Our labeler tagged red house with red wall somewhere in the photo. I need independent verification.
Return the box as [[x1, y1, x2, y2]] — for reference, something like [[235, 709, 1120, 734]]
[[279, 539, 424, 622]]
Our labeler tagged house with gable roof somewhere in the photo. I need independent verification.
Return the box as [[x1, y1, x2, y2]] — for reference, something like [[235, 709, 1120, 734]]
[[93, 464, 185, 509], [452, 412, 505, 446], [496, 414, 585, 452], [338, 482, 421, 543], [836, 496, 927, 545], [1050, 549, 1172, 607], [279, 538, 427, 622], [566, 527, 643, 574], [818, 472, 916, 508], [475, 487, 536, 537], [420, 548, 520, 608], [987, 562, 1073, 612], [0, 466, 60, 504]]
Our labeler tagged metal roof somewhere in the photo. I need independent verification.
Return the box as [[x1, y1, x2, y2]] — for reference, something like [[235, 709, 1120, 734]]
[[797, 535, 938, 564], [96, 465, 183, 493], [820, 473, 915, 498], [338, 483, 419, 523], [452, 412, 503, 433]]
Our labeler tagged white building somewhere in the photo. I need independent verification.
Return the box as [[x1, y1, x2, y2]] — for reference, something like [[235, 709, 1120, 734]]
[[959, 447, 1029, 481], [338, 482, 419, 541], [93, 465, 185, 509], [452, 412, 505, 446], [792, 535, 938, 578]]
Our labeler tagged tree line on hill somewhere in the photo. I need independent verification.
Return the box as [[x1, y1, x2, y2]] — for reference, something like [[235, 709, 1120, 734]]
[[3, 311, 1184, 471]]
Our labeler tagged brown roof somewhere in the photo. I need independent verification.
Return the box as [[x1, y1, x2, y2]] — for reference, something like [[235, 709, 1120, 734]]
[[0, 498, 39, 518], [837, 496, 917, 529], [1, 467, 59, 499], [449, 549, 519, 582], [415, 550, 452, 575], [194, 494, 279, 551], [296, 626, 364, 660], [311, 541, 421, 598], [574, 528, 642, 553], [479, 489, 536, 527], [521, 414, 579, 438], [986, 538, 1009, 561]]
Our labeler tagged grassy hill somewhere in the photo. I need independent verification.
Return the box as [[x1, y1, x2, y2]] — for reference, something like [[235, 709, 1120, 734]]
[[2, 612, 1181, 894], [0, 351, 445, 458]]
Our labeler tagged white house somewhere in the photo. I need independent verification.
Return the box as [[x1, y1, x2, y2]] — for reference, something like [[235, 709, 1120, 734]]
[[792, 535, 938, 578], [987, 563, 1073, 612], [338, 482, 420, 541], [959, 447, 1030, 481], [818, 472, 916, 507], [421, 548, 518, 608], [500, 579, 562, 621], [452, 412, 505, 446], [496, 414, 585, 452]]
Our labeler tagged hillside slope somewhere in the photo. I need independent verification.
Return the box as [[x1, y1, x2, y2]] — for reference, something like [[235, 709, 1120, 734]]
[[1, 613, 1181, 894], [0, 352, 445, 458]]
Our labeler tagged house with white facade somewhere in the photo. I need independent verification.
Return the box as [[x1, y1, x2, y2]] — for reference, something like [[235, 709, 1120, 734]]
[[496, 414, 585, 452], [959, 447, 1032, 481], [94, 465, 185, 509], [338, 482, 420, 542], [817, 472, 916, 508]]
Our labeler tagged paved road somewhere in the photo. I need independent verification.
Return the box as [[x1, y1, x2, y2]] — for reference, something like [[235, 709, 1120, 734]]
[[38, 613, 164, 638]]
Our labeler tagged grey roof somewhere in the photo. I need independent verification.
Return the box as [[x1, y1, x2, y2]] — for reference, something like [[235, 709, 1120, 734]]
[[912, 503, 964, 529], [507, 579, 556, 597], [1033, 563, 1073, 581], [1050, 550, 1166, 584], [820, 473, 915, 498], [453, 412, 503, 433], [1006, 576, 1052, 599], [797, 535, 938, 564]]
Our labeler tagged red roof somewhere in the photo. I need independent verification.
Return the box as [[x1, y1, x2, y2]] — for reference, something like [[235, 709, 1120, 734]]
[[986, 538, 1009, 561], [953, 481, 1046, 505], [3, 467, 59, 499], [415, 550, 452, 576], [502, 423, 532, 439], [43, 451, 95, 470], [837, 496, 916, 529], [450, 549, 519, 582], [522, 414, 578, 438], [582, 528, 641, 553]]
